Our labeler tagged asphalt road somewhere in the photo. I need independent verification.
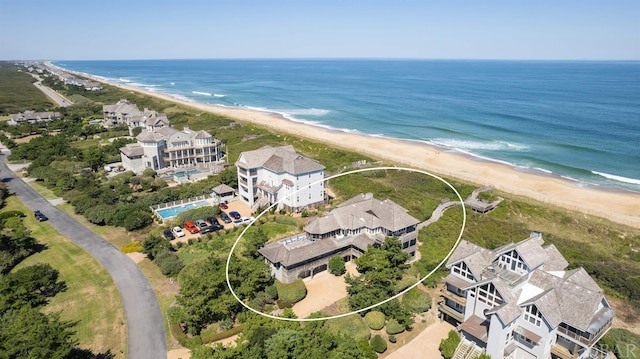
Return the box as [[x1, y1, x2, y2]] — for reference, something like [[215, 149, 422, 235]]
[[30, 74, 71, 107], [0, 148, 166, 359]]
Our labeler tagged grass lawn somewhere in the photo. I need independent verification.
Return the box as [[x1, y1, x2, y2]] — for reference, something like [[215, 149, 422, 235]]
[[5, 196, 127, 359], [137, 259, 181, 350]]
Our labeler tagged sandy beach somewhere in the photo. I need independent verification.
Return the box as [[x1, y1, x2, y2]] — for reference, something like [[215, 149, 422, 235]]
[[69, 69, 640, 229]]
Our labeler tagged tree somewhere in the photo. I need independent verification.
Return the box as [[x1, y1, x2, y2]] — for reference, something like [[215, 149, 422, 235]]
[[264, 329, 301, 359], [370, 334, 387, 353], [328, 256, 346, 276], [142, 234, 171, 260], [0, 263, 66, 311], [243, 227, 268, 259], [0, 307, 77, 358], [218, 167, 238, 188]]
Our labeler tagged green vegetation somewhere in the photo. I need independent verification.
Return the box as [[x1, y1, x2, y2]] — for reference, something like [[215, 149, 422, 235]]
[[0, 63, 54, 114], [364, 311, 385, 330], [0, 189, 119, 358], [328, 256, 346, 276], [600, 329, 640, 359], [275, 279, 307, 306], [439, 330, 461, 359], [370, 334, 387, 353], [402, 287, 432, 314]]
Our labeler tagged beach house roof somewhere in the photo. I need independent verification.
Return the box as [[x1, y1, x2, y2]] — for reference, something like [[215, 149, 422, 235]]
[[236, 145, 325, 174], [305, 193, 419, 236]]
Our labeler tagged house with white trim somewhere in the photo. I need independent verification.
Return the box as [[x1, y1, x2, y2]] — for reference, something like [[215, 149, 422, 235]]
[[235, 145, 325, 212], [439, 233, 613, 359], [259, 193, 420, 283], [120, 126, 223, 174]]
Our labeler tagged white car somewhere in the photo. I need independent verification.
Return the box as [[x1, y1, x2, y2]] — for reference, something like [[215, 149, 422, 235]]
[[233, 216, 255, 227], [172, 226, 185, 237]]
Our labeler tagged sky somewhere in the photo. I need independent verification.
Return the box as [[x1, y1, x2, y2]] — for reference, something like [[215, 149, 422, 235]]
[[1, 0, 639, 61]]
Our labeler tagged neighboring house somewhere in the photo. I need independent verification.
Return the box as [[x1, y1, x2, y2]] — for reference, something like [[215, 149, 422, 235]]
[[120, 126, 223, 174], [235, 145, 326, 212], [439, 233, 614, 359], [7, 110, 61, 126], [126, 108, 170, 134], [102, 99, 143, 127], [259, 192, 420, 283]]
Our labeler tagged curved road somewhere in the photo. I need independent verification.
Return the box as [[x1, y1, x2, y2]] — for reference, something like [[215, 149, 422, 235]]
[[0, 148, 166, 359]]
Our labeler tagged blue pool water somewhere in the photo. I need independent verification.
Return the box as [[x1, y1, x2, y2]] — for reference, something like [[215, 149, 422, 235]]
[[174, 169, 202, 178], [156, 201, 209, 220]]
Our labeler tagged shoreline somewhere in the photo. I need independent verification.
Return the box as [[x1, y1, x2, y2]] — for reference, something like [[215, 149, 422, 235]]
[[55, 64, 640, 229]]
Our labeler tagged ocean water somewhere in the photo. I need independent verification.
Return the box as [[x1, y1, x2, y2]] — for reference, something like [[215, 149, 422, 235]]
[[53, 59, 640, 192]]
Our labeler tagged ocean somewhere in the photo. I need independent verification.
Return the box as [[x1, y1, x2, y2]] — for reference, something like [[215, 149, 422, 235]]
[[53, 59, 640, 192]]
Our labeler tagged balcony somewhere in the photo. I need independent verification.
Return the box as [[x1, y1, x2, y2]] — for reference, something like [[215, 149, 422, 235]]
[[438, 301, 464, 323], [557, 315, 613, 347], [441, 287, 467, 307], [551, 344, 578, 359]]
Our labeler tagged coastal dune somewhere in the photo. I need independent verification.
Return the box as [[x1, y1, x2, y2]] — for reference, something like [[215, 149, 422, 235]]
[[79, 72, 640, 229]]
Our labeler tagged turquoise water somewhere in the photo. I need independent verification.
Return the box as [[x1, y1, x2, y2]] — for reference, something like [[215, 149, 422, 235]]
[[174, 169, 202, 178], [156, 201, 208, 220], [54, 59, 640, 192]]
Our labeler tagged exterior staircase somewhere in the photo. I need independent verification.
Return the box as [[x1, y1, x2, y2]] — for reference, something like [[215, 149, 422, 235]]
[[453, 339, 474, 359]]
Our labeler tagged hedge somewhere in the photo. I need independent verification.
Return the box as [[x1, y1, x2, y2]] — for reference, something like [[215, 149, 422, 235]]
[[275, 279, 307, 304], [364, 311, 385, 330], [370, 334, 387, 353], [385, 318, 405, 335], [201, 325, 244, 344], [439, 330, 461, 359]]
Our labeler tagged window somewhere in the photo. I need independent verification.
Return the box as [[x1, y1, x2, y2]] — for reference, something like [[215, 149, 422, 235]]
[[524, 305, 542, 327]]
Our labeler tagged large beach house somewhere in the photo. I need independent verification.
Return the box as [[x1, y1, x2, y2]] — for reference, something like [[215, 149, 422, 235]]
[[439, 233, 614, 359], [120, 126, 223, 174], [7, 110, 61, 126], [235, 145, 325, 212], [259, 193, 420, 283], [102, 99, 170, 133]]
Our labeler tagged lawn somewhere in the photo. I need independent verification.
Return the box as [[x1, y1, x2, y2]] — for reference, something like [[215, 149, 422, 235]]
[[6, 196, 127, 358]]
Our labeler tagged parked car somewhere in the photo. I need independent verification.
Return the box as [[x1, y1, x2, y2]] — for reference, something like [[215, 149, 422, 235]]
[[199, 224, 224, 234], [220, 203, 228, 210], [184, 221, 199, 234], [233, 217, 255, 227], [229, 211, 241, 220], [34, 210, 48, 222], [195, 219, 208, 229], [163, 228, 175, 240], [172, 226, 185, 238], [220, 212, 232, 223], [207, 217, 220, 226]]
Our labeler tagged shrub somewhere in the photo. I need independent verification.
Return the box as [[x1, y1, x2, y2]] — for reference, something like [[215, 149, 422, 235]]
[[0, 210, 25, 222], [200, 325, 244, 344], [155, 249, 184, 276], [402, 287, 432, 313], [325, 314, 371, 342], [439, 330, 461, 359], [364, 311, 385, 330], [120, 241, 143, 253], [275, 279, 307, 304], [600, 328, 640, 359], [328, 256, 346, 276], [385, 318, 405, 335], [388, 335, 397, 343], [370, 334, 387, 353]]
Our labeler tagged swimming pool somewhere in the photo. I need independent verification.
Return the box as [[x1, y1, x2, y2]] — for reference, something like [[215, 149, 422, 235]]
[[156, 201, 209, 220], [174, 169, 202, 178]]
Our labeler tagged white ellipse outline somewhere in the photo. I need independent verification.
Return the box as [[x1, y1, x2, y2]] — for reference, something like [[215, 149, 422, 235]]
[[226, 166, 466, 322]]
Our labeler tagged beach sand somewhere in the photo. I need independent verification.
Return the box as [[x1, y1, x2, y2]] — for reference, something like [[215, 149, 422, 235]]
[[76, 71, 640, 229]]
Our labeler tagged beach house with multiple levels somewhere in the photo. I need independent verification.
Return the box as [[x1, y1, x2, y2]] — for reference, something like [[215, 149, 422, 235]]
[[235, 145, 325, 212], [259, 193, 420, 283], [120, 126, 223, 174], [102, 99, 170, 133], [7, 110, 61, 126], [439, 233, 613, 359]]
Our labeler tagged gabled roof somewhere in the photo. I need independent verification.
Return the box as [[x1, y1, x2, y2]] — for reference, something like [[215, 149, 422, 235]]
[[494, 235, 547, 270], [236, 145, 325, 175], [305, 193, 419, 235]]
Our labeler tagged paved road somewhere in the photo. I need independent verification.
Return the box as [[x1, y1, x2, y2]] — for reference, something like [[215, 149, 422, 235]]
[[29, 74, 71, 107], [0, 148, 166, 359]]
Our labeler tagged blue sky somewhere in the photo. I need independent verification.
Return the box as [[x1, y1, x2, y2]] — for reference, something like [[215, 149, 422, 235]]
[[1, 0, 638, 60]]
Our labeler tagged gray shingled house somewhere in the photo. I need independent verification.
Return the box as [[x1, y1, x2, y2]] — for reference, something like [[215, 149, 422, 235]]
[[259, 193, 420, 283]]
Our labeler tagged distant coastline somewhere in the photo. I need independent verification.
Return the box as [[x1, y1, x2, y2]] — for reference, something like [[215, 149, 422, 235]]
[[49, 61, 640, 229]]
